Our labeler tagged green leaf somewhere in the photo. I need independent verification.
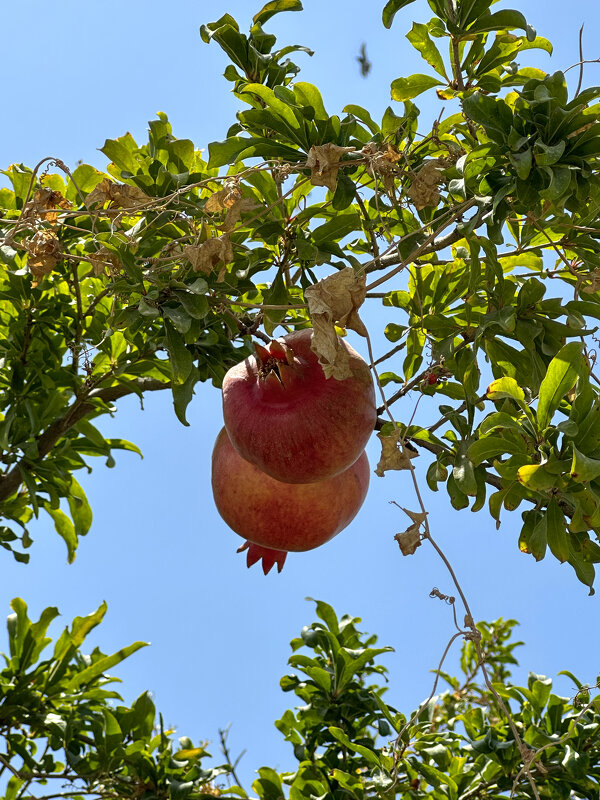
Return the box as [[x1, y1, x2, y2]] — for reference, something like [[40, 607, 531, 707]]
[[546, 498, 569, 563], [164, 320, 193, 385], [294, 82, 327, 120], [391, 74, 443, 101], [406, 23, 447, 79], [101, 134, 140, 176], [382, 0, 416, 29], [469, 9, 529, 34], [468, 436, 526, 466], [172, 367, 198, 427], [43, 502, 78, 564], [537, 342, 584, 430], [517, 464, 556, 491], [253, 0, 303, 26], [486, 376, 525, 403], [67, 477, 92, 538], [328, 726, 381, 766], [64, 641, 149, 690], [571, 446, 600, 483], [343, 104, 380, 135], [509, 148, 532, 180], [528, 513, 548, 561]]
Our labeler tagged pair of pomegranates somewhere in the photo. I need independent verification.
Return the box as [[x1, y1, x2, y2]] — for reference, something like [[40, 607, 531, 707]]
[[211, 329, 377, 573]]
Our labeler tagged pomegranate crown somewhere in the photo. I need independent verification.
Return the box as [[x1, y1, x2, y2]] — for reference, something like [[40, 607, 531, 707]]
[[237, 541, 288, 574]]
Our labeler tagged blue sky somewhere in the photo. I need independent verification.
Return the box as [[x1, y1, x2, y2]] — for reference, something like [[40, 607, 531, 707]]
[[2, 0, 600, 788]]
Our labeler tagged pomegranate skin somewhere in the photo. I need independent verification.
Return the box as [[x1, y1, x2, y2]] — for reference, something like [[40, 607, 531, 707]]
[[211, 427, 370, 553], [222, 329, 376, 484]]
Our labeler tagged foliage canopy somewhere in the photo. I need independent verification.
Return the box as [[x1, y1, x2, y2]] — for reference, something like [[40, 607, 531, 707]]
[[2, 0, 600, 795]]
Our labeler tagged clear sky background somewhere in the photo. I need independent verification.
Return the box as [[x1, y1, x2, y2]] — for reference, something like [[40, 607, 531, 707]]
[[2, 0, 600, 788]]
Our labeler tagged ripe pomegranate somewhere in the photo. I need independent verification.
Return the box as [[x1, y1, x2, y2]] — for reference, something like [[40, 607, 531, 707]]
[[211, 427, 370, 574], [222, 329, 376, 484]]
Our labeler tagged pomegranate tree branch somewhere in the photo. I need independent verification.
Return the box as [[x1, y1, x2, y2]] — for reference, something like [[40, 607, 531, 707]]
[[365, 199, 482, 289], [0, 378, 170, 505]]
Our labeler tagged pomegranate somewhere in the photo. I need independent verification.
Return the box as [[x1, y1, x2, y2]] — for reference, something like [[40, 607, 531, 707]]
[[222, 329, 376, 484], [211, 427, 370, 573]]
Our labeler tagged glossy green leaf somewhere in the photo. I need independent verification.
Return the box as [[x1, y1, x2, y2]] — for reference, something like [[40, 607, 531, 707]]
[[571, 446, 600, 483], [537, 342, 584, 429], [486, 377, 525, 403], [253, 0, 303, 26], [65, 641, 149, 690], [406, 23, 447, 78], [390, 74, 443, 102], [164, 320, 193, 385], [517, 464, 556, 491], [382, 0, 416, 29], [468, 435, 526, 466], [42, 503, 78, 564], [546, 498, 569, 563]]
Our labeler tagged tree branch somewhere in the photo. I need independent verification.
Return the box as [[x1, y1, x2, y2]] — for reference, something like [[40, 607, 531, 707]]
[[0, 378, 170, 505]]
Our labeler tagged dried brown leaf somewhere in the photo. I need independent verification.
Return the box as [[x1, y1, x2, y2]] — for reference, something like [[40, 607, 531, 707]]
[[306, 143, 355, 192], [183, 235, 233, 275], [583, 268, 600, 294], [400, 507, 427, 526], [24, 187, 72, 224], [205, 184, 241, 213], [27, 230, 61, 280], [305, 267, 367, 379], [363, 143, 403, 195], [407, 159, 446, 210], [87, 247, 121, 277], [86, 179, 150, 210], [374, 429, 418, 477], [205, 183, 258, 232], [394, 524, 422, 556], [222, 197, 257, 233]]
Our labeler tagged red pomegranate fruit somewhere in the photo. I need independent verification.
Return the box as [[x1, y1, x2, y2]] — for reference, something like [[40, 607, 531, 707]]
[[222, 329, 376, 484], [211, 427, 370, 574]]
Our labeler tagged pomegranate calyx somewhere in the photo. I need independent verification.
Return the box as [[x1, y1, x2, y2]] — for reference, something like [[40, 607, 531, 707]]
[[254, 342, 271, 366], [237, 541, 288, 574], [269, 339, 288, 361]]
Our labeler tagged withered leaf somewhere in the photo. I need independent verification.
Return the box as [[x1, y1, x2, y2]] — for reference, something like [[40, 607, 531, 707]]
[[205, 183, 241, 212], [363, 143, 403, 195], [86, 179, 150, 210], [583, 268, 600, 294], [305, 267, 367, 379], [25, 187, 72, 224], [394, 525, 422, 556], [407, 159, 446, 210], [205, 183, 258, 232], [27, 230, 62, 280], [306, 143, 355, 192], [183, 234, 233, 276], [400, 507, 427, 526], [375, 429, 418, 477], [87, 247, 121, 277]]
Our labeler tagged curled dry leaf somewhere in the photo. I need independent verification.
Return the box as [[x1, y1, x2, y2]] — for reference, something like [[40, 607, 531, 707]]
[[394, 525, 422, 556], [407, 159, 447, 210], [394, 508, 426, 556], [27, 230, 62, 280], [374, 429, 417, 477], [24, 187, 72, 224], [87, 247, 121, 277], [86, 179, 150, 211], [305, 267, 367, 379], [183, 234, 233, 278], [583, 268, 600, 294], [205, 183, 258, 232], [363, 143, 403, 195], [205, 183, 242, 213], [306, 143, 355, 192]]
